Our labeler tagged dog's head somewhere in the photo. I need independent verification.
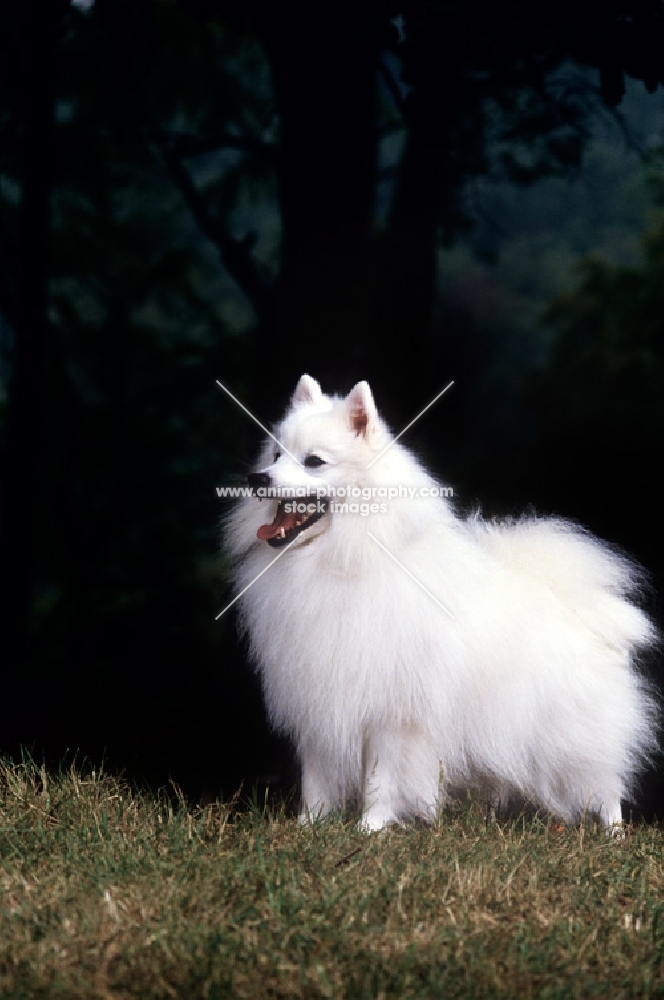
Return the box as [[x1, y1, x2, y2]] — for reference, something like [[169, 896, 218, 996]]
[[248, 375, 387, 548]]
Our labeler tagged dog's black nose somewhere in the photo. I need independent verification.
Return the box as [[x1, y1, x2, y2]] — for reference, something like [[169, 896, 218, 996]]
[[248, 472, 271, 491]]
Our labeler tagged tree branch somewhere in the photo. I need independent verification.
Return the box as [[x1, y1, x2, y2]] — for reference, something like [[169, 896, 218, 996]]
[[156, 133, 273, 324], [160, 128, 279, 166], [379, 60, 406, 117]]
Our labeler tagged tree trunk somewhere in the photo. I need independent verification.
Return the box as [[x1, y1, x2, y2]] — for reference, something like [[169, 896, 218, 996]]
[[252, 2, 381, 410]]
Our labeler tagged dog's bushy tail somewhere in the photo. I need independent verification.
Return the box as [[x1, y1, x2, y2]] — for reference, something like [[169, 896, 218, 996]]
[[469, 514, 656, 655]]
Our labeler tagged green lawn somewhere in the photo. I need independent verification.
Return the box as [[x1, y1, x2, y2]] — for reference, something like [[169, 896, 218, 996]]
[[0, 759, 662, 998]]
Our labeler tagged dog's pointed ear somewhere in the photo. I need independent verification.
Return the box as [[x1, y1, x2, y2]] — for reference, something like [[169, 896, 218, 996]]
[[345, 381, 378, 438], [291, 374, 323, 406]]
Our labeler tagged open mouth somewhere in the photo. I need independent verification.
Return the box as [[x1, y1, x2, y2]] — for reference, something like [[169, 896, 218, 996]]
[[256, 500, 327, 548]]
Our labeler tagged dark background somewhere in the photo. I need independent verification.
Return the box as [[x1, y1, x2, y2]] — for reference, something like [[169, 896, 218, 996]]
[[1, 0, 663, 814]]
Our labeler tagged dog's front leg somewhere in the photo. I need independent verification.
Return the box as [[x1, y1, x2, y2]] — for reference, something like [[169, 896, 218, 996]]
[[299, 751, 334, 823], [361, 727, 443, 831], [361, 732, 403, 831]]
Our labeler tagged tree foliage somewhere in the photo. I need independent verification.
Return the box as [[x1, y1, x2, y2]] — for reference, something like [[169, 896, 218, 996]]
[[508, 210, 664, 583]]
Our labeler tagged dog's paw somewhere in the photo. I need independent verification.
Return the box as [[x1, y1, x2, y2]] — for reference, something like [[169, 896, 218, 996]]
[[299, 808, 327, 825], [360, 810, 400, 833], [606, 820, 626, 840]]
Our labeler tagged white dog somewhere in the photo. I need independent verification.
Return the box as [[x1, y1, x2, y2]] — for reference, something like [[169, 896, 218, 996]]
[[225, 375, 658, 830]]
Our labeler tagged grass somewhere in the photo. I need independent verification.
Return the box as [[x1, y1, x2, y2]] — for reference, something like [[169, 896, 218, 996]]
[[0, 759, 663, 999]]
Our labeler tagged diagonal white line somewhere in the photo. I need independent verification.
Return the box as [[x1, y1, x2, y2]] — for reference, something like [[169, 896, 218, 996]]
[[216, 538, 298, 620], [215, 379, 301, 466], [367, 531, 455, 619], [365, 380, 454, 469]]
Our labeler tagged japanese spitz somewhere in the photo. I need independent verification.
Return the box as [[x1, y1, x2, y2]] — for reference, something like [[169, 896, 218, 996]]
[[225, 375, 657, 830]]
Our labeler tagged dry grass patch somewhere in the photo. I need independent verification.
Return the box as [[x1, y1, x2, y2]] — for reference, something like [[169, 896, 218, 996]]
[[0, 758, 662, 998]]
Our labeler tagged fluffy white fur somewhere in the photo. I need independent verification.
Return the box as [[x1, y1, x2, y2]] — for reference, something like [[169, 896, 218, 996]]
[[225, 375, 658, 831]]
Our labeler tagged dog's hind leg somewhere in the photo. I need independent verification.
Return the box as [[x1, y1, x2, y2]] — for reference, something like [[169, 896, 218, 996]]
[[599, 797, 624, 836]]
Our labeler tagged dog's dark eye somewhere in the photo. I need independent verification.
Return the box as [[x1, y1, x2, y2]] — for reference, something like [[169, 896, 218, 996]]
[[274, 450, 281, 461], [304, 455, 326, 468]]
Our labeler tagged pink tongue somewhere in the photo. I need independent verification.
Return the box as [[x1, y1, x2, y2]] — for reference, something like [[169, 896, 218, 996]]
[[257, 504, 299, 540]]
